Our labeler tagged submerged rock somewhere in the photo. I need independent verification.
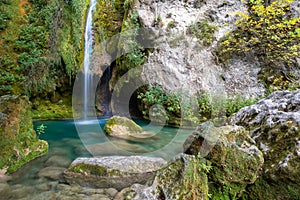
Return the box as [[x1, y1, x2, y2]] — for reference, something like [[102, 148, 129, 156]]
[[64, 156, 167, 190], [45, 155, 72, 168], [38, 166, 66, 181], [0, 95, 48, 174], [229, 89, 300, 199], [85, 140, 149, 156]]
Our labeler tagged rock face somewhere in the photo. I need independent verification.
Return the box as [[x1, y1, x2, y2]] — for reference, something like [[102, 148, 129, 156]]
[[0, 95, 48, 174], [229, 89, 300, 199], [183, 123, 264, 198], [136, 0, 265, 98], [64, 156, 167, 190]]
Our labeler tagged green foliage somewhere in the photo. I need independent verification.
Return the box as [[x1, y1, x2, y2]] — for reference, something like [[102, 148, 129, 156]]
[[117, 4, 146, 74], [187, 19, 218, 46], [167, 21, 177, 29], [0, 0, 87, 96], [197, 153, 213, 173], [217, 0, 300, 67], [183, 155, 211, 199], [93, 0, 123, 40], [0, 96, 48, 173], [137, 86, 258, 126], [36, 124, 46, 135], [259, 67, 300, 93], [210, 184, 241, 200], [0, 8, 11, 30], [224, 95, 257, 116], [137, 86, 181, 124]]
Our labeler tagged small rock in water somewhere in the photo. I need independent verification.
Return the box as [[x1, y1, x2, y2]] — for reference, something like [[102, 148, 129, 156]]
[[45, 155, 72, 168], [105, 187, 118, 197], [38, 167, 66, 181]]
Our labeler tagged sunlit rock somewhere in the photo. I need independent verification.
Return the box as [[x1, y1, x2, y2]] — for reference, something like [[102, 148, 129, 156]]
[[64, 156, 167, 190]]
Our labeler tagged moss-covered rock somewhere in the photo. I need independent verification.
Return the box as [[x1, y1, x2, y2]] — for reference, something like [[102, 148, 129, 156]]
[[152, 154, 209, 200], [0, 95, 48, 174], [64, 156, 167, 190], [116, 154, 210, 200], [184, 122, 264, 198], [230, 89, 300, 199], [31, 95, 73, 120], [104, 116, 145, 139]]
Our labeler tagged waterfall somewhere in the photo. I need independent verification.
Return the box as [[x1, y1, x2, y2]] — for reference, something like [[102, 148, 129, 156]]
[[83, 0, 97, 119]]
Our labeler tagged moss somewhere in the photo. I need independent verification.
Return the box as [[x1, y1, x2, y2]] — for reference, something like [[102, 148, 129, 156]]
[[0, 95, 49, 174], [68, 163, 108, 176], [104, 116, 142, 134], [7, 140, 48, 173], [187, 19, 218, 46], [93, 0, 123, 40], [242, 176, 300, 200], [68, 163, 125, 177], [155, 155, 209, 199], [31, 96, 73, 120]]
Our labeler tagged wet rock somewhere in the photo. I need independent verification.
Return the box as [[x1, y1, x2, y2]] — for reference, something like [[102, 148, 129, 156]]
[[114, 184, 150, 200], [8, 185, 36, 199], [0, 182, 9, 194], [38, 166, 66, 181], [104, 116, 149, 139], [0, 174, 12, 183], [45, 155, 72, 168], [229, 89, 300, 199], [64, 156, 167, 190], [105, 187, 118, 197], [0, 95, 48, 174], [85, 140, 149, 156]]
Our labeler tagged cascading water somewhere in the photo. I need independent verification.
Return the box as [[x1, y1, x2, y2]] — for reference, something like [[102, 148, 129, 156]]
[[83, 0, 97, 119]]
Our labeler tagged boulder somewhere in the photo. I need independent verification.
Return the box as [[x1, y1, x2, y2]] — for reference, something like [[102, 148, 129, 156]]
[[0, 95, 48, 174], [183, 122, 264, 198], [114, 154, 209, 200], [229, 89, 300, 199], [64, 156, 167, 190], [149, 154, 209, 200], [104, 116, 154, 140]]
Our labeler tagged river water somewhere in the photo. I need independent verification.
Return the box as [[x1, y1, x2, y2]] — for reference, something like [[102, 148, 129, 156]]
[[0, 119, 194, 199]]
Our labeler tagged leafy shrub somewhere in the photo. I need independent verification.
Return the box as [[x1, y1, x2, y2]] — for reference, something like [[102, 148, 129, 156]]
[[137, 86, 258, 125], [117, 7, 146, 74], [217, 0, 300, 68], [187, 19, 218, 46], [137, 86, 181, 123]]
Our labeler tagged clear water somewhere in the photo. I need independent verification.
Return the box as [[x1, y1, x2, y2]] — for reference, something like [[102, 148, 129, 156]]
[[0, 119, 194, 199]]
